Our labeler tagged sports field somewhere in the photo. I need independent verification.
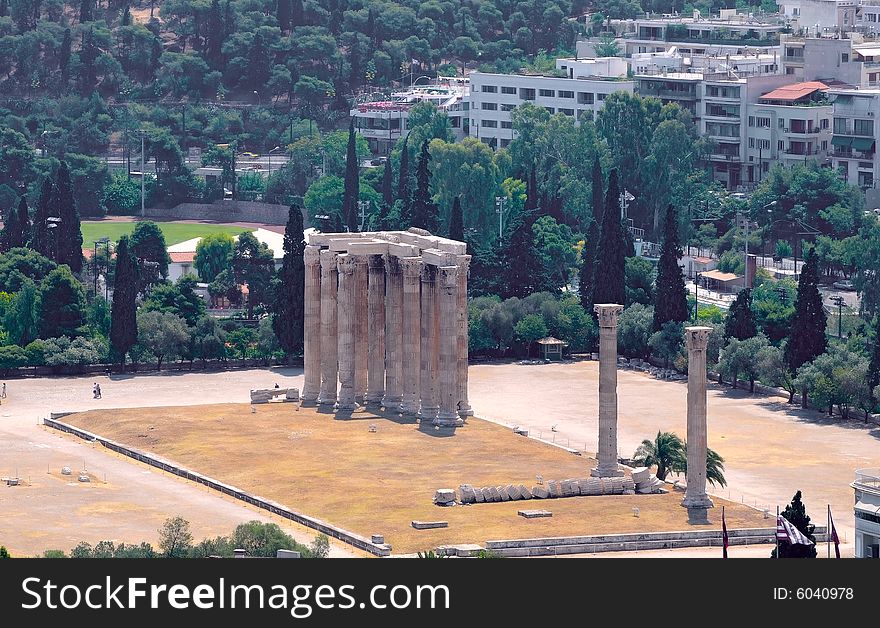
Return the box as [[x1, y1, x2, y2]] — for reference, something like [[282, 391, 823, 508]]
[[81, 221, 251, 246]]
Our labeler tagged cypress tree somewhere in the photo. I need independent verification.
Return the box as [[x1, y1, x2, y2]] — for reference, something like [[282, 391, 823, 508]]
[[110, 236, 138, 365], [579, 156, 603, 312], [0, 198, 22, 252], [501, 210, 548, 299], [723, 288, 757, 340], [342, 120, 360, 232], [291, 0, 304, 26], [55, 161, 84, 273], [59, 28, 72, 85], [526, 166, 539, 210], [448, 196, 464, 241], [397, 135, 411, 224], [30, 179, 56, 259], [276, 0, 291, 32], [869, 316, 880, 403], [411, 140, 437, 233], [121, 4, 131, 25], [273, 205, 305, 357], [653, 204, 689, 331], [206, 0, 223, 68], [79, 0, 93, 23], [381, 157, 394, 210], [592, 169, 626, 306], [784, 248, 827, 371], [17, 192, 31, 243]]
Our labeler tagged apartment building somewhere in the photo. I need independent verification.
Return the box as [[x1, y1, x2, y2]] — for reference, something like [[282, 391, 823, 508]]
[[828, 87, 880, 203], [467, 66, 635, 149], [634, 73, 703, 118]]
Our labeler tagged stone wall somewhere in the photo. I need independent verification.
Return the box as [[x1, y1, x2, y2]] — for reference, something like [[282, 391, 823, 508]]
[[146, 200, 296, 225]]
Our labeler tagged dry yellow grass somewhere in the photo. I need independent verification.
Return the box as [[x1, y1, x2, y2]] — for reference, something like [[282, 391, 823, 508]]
[[65, 404, 766, 554]]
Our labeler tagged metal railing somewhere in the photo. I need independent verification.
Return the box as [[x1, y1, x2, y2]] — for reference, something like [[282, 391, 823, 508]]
[[855, 468, 880, 490]]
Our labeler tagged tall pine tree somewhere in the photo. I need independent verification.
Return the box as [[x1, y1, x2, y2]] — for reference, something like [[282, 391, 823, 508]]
[[273, 205, 305, 357], [500, 210, 549, 299], [110, 236, 138, 365], [342, 120, 360, 232], [55, 161, 84, 273], [30, 178, 56, 259], [579, 156, 603, 312], [59, 28, 72, 85], [16, 192, 31, 244], [653, 204, 689, 331], [411, 140, 437, 233], [448, 196, 464, 241], [0, 197, 23, 252], [276, 0, 291, 32], [397, 135, 411, 225], [784, 248, 827, 371], [592, 169, 626, 306], [206, 0, 224, 69], [869, 315, 880, 403], [723, 288, 757, 340], [381, 157, 394, 210]]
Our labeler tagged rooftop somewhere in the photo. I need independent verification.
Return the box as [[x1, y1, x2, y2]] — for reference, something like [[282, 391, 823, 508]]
[[759, 81, 830, 103]]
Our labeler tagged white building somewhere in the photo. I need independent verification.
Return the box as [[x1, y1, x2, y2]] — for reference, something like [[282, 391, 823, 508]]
[[828, 87, 880, 203], [467, 66, 635, 149], [852, 468, 880, 558], [351, 78, 469, 155], [779, 0, 860, 33]]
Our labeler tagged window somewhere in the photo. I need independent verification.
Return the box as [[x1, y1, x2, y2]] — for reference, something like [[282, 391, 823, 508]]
[[834, 117, 848, 134], [755, 117, 770, 128], [854, 119, 874, 136], [860, 161, 873, 169], [759, 139, 770, 150], [500, 138, 511, 147], [859, 171, 873, 187], [543, 107, 555, 114], [779, 118, 785, 129], [481, 102, 498, 110], [821, 118, 829, 129], [842, 53, 850, 62], [539, 88, 555, 97], [560, 108, 575, 116], [501, 86, 517, 94], [749, 137, 755, 148], [823, 141, 828, 150], [597, 93, 606, 101], [778, 140, 784, 150], [501, 121, 513, 129], [501, 103, 516, 111], [705, 85, 741, 98], [520, 88, 536, 100], [578, 92, 594, 104], [481, 119, 498, 128], [559, 90, 574, 99], [707, 103, 740, 118], [748, 116, 755, 127], [481, 85, 497, 93]]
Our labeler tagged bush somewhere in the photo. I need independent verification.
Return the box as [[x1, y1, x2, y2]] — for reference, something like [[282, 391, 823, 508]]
[[42, 336, 108, 366]]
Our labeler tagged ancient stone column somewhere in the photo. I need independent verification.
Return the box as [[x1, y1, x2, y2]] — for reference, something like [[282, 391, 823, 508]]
[[399, 258, 422, 415], [435, 266, 462, 427], [382, 255, 403, 411], [456, 255, 473, 418], [682, 326, 715, 509], [335, 254, 357, 411], [301, 245, 322, 405], [591, 304, 624, 478], [418, 263, 440, 421], [317, 250, 338, 406], [354, 255, 369, 402], [365, 255, 386, 406]]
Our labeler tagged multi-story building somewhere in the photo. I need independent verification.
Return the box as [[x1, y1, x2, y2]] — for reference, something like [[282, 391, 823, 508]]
[[828, 87, 880, 203], [351, 78, 469, 155], [852, 468, 880, 558], [779, 0, 861, 33], [467, 63, 635, 149], [634, 72, 703, 118], [744, 81, 833, 184]]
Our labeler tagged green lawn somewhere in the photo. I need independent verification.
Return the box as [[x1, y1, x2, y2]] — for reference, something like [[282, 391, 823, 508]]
[[80, 221, 252, 247]]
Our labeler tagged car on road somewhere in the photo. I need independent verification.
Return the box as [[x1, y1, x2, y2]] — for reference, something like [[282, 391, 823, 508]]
[[832, 280, 855, 291]]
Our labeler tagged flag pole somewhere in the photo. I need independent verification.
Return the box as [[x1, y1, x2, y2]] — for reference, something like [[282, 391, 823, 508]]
[[827, 504, 831, 559], [776, 505, 779, 559]]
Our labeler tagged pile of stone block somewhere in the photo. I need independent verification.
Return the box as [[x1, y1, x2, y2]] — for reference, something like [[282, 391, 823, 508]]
[[453, 476, 639, 504], [631, 467, 665, 494], [457, 483, 534, 504], [433, 489, 456, 505], [249, 388, 299, 404]]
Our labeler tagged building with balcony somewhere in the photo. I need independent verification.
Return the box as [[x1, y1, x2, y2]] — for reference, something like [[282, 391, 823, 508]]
[[744, 81, 833, 184], [829, 87, 880, 202], [852, 468, 880, 558], [350, 78, 469, 155], [467, 66, 634, 149], [634, 73, 703, 118]]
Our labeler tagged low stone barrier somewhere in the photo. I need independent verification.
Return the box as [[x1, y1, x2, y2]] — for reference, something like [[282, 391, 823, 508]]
[[455, 476, 638, 505], [250, 388, 299, 404]]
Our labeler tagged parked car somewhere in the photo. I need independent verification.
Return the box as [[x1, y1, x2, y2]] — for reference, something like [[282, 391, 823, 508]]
[[832, 280, 855, 291]]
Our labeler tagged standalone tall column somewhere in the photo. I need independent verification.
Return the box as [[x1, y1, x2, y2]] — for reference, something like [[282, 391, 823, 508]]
[[317, 250, 338, 406], [682, 326, 714, 509], [354, 256, 369, 402], [418, 264, 439, 421], [435, 266, 462, 426], [365, 255, 386, 405], [456, 255, 473, 418], [301, 245, 322, 404], [335, 255, 357, 411], [591, 304, 624, 478], [382, 255, 404, 410], [400, 258, 422, 415]]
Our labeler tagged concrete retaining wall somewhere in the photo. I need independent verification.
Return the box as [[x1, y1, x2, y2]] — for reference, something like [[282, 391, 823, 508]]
[[146, 200, 292, 225], [43, 417, 390, 557]]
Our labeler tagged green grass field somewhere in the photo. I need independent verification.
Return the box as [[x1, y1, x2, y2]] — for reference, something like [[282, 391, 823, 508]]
[[80, 221, 251, 247]]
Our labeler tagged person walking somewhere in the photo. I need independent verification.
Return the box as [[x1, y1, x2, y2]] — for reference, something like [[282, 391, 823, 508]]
[[96, 383, 102, 399], [1, 382, 6, 398]]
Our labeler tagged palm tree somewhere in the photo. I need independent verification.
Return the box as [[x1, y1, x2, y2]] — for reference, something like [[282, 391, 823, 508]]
[[632, 431, 685, 481], [675, 443, 728, 488]]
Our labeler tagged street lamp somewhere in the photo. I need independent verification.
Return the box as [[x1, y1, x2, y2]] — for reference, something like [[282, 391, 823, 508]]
[[139, 129, 146, 217], [93, 237, 109, 299], [495, 196, 507, 240], [46, 217, 61, 261], [267, 146, 282, 177], [357, 200, 370, 231], [693, 272, 702, 322], [830, 295, 846, 339]]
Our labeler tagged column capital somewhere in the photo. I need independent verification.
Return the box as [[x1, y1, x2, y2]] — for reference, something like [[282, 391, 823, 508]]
[[594, 303, 623, 328], [401, 257, 422, 278], [368, 254, 385, 270], [685, 326, 713, 352], [438, 265, 458, 288], [320, 249, 337, 271], [337, 254, 357, 274], [304, 245, 322, 265], [420, 262, 436, 282], [456, 254, 471, 272], [352, 253, 369, 268], [384, 254, 401, 275]]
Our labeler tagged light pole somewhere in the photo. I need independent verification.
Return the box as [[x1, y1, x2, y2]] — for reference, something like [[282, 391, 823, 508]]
[[693, 272, 702, 322], [46, 217, 61, 262], [758, 200, 777, 269], [93, 237, 109, 298], [140, 130, 146, 217], [495, 196, 506, 239], [831, 295, 846, 339], [267, 145, 282, 177], [357, 199, 370, 231]]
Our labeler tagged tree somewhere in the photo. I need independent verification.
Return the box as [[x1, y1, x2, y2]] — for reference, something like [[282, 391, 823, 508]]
[[30, 179, 57, 260], [194, 233, 234, 283], [142, 276, 206, 327], [103, 173, 142, 215], [0, 247, 57, 293], [772, 491, 817, 558], [273, 206, 305, 357], [16, 192, 30, 245], [110, 236, 138, 364], [54, 161, 84, 274], [515, 313, 549, 356], [718, 335, 769, 391], [869, 316, 880, 406], [158, 516, 193, 559], [137, 310, 190, 370], [1, 196, 26, 251], [649, 320, 684, 369], [448, 196, 464, 241], [592, 169, 627, 306], [6, 279, 39, 346], [411, 140, 438, 233], [341, 120, 360, 232], [618, 303, 654, 358], [190, 315, 226, 364], [231, 521, 308, 558], [784, 249, 827, 374], [632, 431, 685, 481], [757, 343, 799, 403], [397, 135, 411, 222], [594, 31, 620, 57], [381, 157, 394, 214], [0, 128, 35, 191], [39, 266, 86, 339], [724, 289, 758, 341], [130, 221, 170, 280], [500, 211, 551, 299], [653, 205, 688, 331], [579, 155, 604, 313], [624, 256, 654, 307], [233, 232, 275, 319]]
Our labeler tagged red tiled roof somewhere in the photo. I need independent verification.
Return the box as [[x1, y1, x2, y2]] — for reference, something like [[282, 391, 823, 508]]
[[169, 252, 195, 263], [759, 81, 829, 102]]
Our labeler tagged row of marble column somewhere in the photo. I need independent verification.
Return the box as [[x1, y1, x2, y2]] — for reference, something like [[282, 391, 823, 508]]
[[301, 246, 472, 426]]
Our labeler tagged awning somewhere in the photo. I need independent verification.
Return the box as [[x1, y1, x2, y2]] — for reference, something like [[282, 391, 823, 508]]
[[856, 500, 880, 514], [831, 136, 853, 147], [852, 137, 875, 151], [701, 270, 740, 282]]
